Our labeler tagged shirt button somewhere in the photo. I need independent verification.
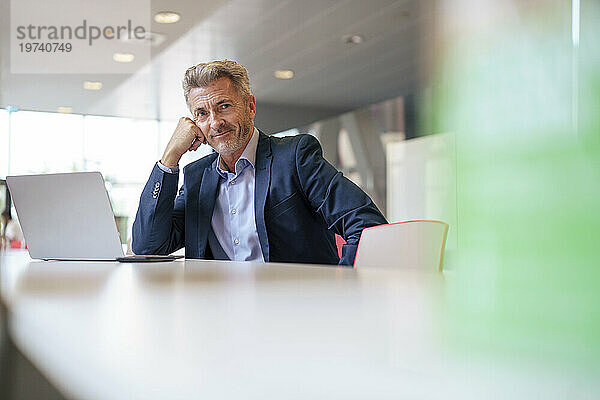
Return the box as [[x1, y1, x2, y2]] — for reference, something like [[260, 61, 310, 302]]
[[230, 179, 236, 185], [231, 209, 237, 214], [234, 239, 240, 245]]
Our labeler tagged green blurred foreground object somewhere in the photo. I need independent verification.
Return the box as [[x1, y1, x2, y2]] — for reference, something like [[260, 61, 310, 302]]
[[432, 0, 600, 380]]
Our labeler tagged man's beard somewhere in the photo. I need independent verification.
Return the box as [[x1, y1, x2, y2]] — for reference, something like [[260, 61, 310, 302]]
[[209, 116, 253, 155]]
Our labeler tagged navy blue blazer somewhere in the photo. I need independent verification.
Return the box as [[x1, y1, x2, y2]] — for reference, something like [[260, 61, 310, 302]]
[[132, 132, 387, 266]]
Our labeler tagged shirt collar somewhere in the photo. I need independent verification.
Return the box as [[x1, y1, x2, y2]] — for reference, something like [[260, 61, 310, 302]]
[[216, 127, 259, 177]]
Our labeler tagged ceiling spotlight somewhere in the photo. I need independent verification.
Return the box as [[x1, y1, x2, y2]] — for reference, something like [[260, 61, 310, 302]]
[[120, 31, 166, 47], [113, 52, 135, 63], [274, 70, 294, 79], [342, 34, 364, 45], [83, 81, 102, 90], [154, 12, 180, 24], [57, 106, 72, 114]]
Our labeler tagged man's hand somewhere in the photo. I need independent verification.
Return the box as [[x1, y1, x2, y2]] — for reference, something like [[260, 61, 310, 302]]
[[161, 117, 206, 167]]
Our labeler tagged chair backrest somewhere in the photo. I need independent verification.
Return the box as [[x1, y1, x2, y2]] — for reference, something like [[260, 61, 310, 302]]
[[354, 220, 449, 271], [334, 234, 346, 258]]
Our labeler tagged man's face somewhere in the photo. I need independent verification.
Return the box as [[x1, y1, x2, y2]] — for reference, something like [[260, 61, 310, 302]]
[[188, 77, 256, 155]]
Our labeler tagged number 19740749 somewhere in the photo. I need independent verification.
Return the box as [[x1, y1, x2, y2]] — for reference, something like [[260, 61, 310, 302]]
[[18, 42, 72, 52]]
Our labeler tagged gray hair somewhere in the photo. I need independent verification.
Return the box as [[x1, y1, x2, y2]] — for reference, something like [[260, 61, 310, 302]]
[[182, 59, 251, 105]]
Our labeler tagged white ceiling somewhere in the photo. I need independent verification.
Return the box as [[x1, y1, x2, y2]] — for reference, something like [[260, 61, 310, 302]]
[[1, 0, 428, 127]]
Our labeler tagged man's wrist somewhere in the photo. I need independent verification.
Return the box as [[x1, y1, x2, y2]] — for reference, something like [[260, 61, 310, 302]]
[[160, 157, 179, 167], [157, 160, 179, 174], [160, 149, 182, 167]]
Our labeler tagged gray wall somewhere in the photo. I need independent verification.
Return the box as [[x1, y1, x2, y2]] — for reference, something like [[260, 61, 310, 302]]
[[254, 102, 347, 134]]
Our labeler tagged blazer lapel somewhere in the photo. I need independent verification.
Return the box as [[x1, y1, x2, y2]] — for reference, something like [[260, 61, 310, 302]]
[[254, 132, 272, 262], [197, 159, 220, 257]]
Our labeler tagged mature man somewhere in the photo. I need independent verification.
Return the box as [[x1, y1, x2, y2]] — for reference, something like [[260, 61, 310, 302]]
[[132, 60, 386, 266]]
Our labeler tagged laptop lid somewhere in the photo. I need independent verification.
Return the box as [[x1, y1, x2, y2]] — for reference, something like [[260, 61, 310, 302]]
[[6, 172, 124, 260]]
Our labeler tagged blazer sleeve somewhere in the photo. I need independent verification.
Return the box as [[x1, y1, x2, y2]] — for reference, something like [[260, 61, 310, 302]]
[[294, 134, 388, 266], [131, 163, 185, 255]]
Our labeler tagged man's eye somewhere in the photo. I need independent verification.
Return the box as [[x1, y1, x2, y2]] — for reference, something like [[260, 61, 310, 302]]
[[197, 111, 207, 118], [221, 104, 231, 109]]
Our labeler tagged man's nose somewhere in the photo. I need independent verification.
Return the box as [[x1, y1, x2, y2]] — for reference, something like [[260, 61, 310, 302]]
[[209, 114, 225, 131]]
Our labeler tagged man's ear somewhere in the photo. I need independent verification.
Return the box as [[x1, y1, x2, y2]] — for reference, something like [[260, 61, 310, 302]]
[[247, 94, 256, 119]]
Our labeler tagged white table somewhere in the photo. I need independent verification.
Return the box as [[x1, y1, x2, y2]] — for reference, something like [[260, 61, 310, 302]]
[[1, 251, 597, 400]]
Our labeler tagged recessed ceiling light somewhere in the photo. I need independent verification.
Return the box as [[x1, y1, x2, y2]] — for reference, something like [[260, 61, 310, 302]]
[[274, 70, 294, 79], [342, 34, 364, 44], [83, 81, 102, 90], [120, 31, 166, 47], [113, 52, 135, 63], [57, 106, 72, 114], [154, 12, 180, 24]]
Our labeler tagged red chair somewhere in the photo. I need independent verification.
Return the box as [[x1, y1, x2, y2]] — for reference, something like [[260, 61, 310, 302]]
[[334, 234, 346, 259], [10, 240, 24, 249]]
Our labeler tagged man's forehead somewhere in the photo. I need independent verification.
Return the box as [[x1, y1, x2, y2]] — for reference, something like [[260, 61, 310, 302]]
[[189, 78, 236, 103]]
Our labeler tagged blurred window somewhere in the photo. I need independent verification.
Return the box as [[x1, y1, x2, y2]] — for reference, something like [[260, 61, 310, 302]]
[[83, 115, 159, 183], [0, 109, 8, 177], [9, 111, 84, 175]]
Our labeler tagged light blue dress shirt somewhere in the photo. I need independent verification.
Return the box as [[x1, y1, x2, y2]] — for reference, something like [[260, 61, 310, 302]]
[[158, 128, 263, 262]]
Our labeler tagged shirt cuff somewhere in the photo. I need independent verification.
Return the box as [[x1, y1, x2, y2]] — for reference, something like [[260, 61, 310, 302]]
[[157, 160, 179, 174]]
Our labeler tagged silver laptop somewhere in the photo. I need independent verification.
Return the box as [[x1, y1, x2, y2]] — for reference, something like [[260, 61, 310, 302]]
[[6, 172, 180, 262]]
